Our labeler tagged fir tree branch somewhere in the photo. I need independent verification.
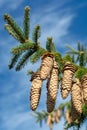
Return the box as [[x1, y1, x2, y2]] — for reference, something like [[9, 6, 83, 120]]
[[15, 49, 35, 71], [23, 6, 30, 39], [66, 44, 79, 55], [30, 47, 47, 63], [11, 41, 34, 54], [77, 42, 81, 51], [27, 70, 34, 75], [62, 54, 72, 63], [75, 67, 87, 80], [34, 111, 48, 127], [32, 25, 41, 46], [46, 37, 56, 52], [8, 53, 21, 69], [52, 51, 63, 72], [4, 14, 26, 43], [4, 24, 22, 42]]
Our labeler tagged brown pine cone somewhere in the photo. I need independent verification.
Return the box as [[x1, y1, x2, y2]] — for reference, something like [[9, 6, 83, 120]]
[[61, 62, 76, 99], [71, 78, 82, 114], [81, 74, 87, 105], [71, 102, 79, 121], [40, 53, 54, 80], [46, 60, 59, 112], [30, 71, 42, 111]]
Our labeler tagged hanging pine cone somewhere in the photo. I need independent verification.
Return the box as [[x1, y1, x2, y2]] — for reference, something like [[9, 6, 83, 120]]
[[30, 71, 42, 111], [40, 53, 54, 80], [65, 109, 72, 124], [81, 74, 87, 105], [61, 62, 76, 99], [46, 60, 59, 112], [71, 78, 82, 114]]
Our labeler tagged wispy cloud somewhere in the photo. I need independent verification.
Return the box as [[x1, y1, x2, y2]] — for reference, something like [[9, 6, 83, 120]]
[[1, 112, 32, 130], [0, 0, 24, 10], [30, 4, 75, 49]]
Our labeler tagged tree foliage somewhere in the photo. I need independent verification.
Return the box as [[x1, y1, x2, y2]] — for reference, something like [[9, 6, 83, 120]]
[[4, 6, 87, 130]]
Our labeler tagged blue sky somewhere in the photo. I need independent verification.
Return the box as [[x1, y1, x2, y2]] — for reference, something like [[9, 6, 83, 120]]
[[0, 0, 87, 130]]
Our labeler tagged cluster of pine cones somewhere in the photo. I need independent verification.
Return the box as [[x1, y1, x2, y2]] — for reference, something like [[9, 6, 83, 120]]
[[62, 62, 87, 121], [30, 52, 58, 113], [30, 52, 87, 118]]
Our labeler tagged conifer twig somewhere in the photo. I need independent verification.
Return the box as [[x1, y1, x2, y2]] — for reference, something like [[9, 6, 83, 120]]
[[23, 6, 30, 39], [4, 14, 26, 43], [11, 41, 34, 54], [15, 49, 35, 71], [8, 53, 21, 69], [32, 25, 41, 46], [46, 37, 56, 52], [5, 24, 22, 42]]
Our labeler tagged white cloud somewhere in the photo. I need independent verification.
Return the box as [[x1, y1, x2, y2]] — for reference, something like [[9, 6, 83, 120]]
[[1, 112, 32, 130], [30, 5, 75, 49], [0, 0, 24, 10]]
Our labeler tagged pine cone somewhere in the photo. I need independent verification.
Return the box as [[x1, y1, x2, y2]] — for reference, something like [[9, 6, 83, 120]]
[[81, 75, 87, 105], [46, 60, 59, 112], [30, 71, 42, 111], [40, 53, 54, 80], [71, 78, 82, 114], [61, 62, 76, 99], [71, 102, 79, 121]]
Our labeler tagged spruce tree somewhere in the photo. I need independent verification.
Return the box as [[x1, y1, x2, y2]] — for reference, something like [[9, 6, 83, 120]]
[[4, 6, 87, 130]]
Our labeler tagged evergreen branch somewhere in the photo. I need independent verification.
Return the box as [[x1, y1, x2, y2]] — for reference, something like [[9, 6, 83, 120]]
[[82, 104, 87, 117], [66, 44, 77, 52], [79, 54, 84, 67], [8, 53, 21, 69], [76, 55, 80, 63], [34, 111, 48, 127], [27, 70, 34, 75], [66, 44, 79, 54], [4, 24, 22, 42], [30, 47, 47, 63], [15, 49, 35, 71], [75, 67, 87, 80], [32, 25, 41, 46], [23, 6, 30, 39], [52, 51, 63, 72], [46, 37, 56, 52], [62, 54, 72, 63], [11, 41, 34, 54], [77, 42, 81, 51], [66, 51, 79, 55], [4, 14, 25, 43], [72, 55, 75, 63]]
